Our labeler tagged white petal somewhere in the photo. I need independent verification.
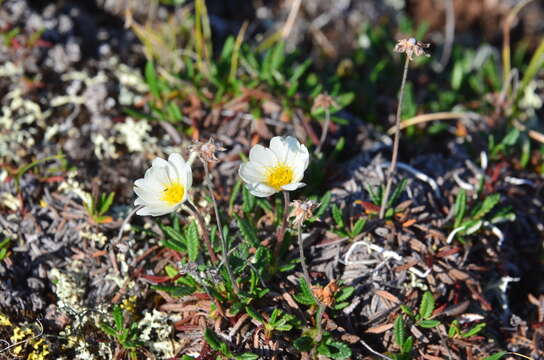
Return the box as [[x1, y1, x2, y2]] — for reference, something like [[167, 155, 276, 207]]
[[136, 205, 175, 217], [239, 162, 266, 184], [168, 153, 187, 179], [183, 162, 192, 192], [281, 182, 306, 191], [246, 183, 277, 197], [269, 136, 290, 164], [249, 144, 277, 168], [151, 157, 168, 168]]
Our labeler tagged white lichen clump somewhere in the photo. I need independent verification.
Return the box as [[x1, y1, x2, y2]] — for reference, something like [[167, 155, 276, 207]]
[[115, 117, 155, 152], [137, 310, 181, 358]]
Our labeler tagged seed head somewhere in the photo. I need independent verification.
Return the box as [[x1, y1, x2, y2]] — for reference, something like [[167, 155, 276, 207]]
[[189, 137, 226, 163], [312, 93, 337, 112], [290, 200, 319, 227], [394, 38, 430, 61]]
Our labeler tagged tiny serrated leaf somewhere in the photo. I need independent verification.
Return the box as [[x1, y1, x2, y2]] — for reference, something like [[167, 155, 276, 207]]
[[351, 218, 367, 237], [454, 189, 467, 227], [335, 286, 355, 303], [393, 316, 405, 346], [483, 352, 507, 360], [332, 204, 344, 228], [245, 306, 264, 323], [472, 194, 500, 219], [204, 328, 222, 351], [314, 191, 332, 218], [185, 220, 200, 262], [461, 322, 486, 338], [236, 215, 259, 246], [113, 306, 123, 330], [418, 320, 441, 328], [419, 291, 435, 320]]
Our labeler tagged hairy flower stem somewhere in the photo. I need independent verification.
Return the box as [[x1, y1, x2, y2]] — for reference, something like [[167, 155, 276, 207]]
[[316, 108, 330, 154], [274, 191, 290, 257], [297, 223, 324, 339], [203, 162, 239, 295], [185, 201, 219, 264], [380, 55, 411, 219]]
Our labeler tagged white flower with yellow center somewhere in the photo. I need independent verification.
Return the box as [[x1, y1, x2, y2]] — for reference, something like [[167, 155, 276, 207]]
[[134, 153, 192, 216], [239, 136, 309, 197]]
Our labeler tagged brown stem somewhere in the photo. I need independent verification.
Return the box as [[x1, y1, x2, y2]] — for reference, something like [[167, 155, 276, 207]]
[[203, 162, 239, 295], [315, 108, 330, 154], [274, 191, 290, 256], [380, 55, 410, 219], [185, 201, 219, 264], [297, 222, 324, 340]]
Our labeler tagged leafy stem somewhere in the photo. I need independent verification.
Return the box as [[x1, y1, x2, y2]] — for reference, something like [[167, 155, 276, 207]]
[[185, 200, 219, 264]]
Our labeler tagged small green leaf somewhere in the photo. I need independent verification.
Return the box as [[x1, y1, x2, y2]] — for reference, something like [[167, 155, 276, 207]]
[[393, 316, 405, 346], [204, 328, 222, 351], [294, 278, 317, 305], [332, 204, 344, 228], [98, 192, 115, 216], [185, 220, 200, 262], [317, 338, 352, 359], [151, 284, 195, 297], [293, 336, 314, 352], [242, 187, 256, 213], [350, 218, 367, 237], [461, 322, 486, 338], [245, 306, 264, 323], [113, 305, 123, 330], [401, 335, 414, 354], [335, 286, 355, 303], [313, 191, 332, 218], [388, 179, 408, 207], [236, 215, 259, 247], [145, 61, 160, 99], [471, 194, 500, 219], [418, 320, 441, 328], [454, 189, 467, 227], [482, 351, 507, 360], [235, 353, 259, 360], [99, 323, 117, 337], [419, 291, 435, 320]]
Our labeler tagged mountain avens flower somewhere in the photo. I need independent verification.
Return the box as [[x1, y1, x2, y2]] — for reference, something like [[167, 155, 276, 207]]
[[239, 136, 309, 197], [134, 153, 192, 216]]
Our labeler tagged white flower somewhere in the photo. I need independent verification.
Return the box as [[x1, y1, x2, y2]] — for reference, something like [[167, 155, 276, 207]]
[[134, 153, 192, 216], [239, 136, 309, 197]]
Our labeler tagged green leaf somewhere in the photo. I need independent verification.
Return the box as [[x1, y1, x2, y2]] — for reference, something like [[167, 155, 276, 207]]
[[161, 226, 187, 253], [482, 352, 507, 360], [462, 219, 483, 235], [145, 61, 160, 99], [235, 353, 259, 360], [393, 316, 405, 346], [419, 291, 435, 320], [242, 187, 256, 213], [400, 305, 415, 318], [99, 323, 117, 337], [401, 336, 414, 354], [185, 220, 200, 262], [294, 278, 317, 306], [350, 218, 367, 237], [317, 338, 352, 359], [335, 286, 355, 303], [314, 191, 332, 218], [454, 189, 467, 227], [448, 320, 460, 337], [461, 322, 486, 338], [151, 284, 195, 297], [293, 336, 314, 352], [204, 328, 222, 351], [236, 215, 259, 247], [98, 192, 115, 216], [418, 320, 441, 328], [471, 194, 500, 219], [332, 204, 344, 228], [245, 306, 264, 323], [388, 179, 408, 207], [113, 305, 123, 330], [229, 180, 242, 213]]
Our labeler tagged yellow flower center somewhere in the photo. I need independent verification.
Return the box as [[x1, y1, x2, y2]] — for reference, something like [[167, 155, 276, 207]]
[[265, 163, 294, 190], [161, 182, 185, 205]]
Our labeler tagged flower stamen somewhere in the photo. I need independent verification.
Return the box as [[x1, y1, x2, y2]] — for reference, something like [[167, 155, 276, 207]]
[[161, 182, 185, 205], [266, 164, 294, 190]]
